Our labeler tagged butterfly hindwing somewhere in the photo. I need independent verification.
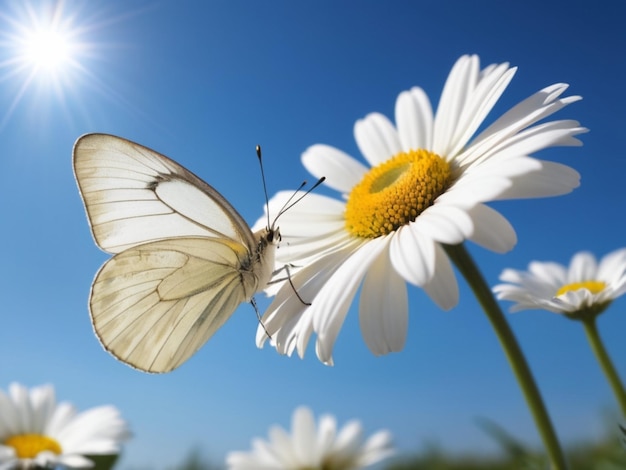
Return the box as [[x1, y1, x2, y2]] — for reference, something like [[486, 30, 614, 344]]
[[91, 237, 259, 373]]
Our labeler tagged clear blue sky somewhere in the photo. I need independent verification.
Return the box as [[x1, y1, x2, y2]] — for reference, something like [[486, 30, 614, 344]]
[[0, 0, 625, 468]]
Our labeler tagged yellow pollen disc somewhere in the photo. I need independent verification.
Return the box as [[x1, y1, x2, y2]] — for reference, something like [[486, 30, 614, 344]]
[[4, 434, 62, 458], [345, 149, 451, 238], [556, 280, 606, 297]]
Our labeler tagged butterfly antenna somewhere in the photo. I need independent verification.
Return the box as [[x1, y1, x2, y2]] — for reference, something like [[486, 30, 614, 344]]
[[256, 145, 272, 231], [273, 176, 326, 227]]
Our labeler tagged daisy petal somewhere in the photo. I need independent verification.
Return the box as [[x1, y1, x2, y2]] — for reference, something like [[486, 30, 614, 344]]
[[354, 113, 401, 166], [598, 248, 626, 284], [496, 160, 580, 199], [395, 86, 433, 151], [292, 407, 317, 464], [359, 248, 408, 355], [445, 62, 516, 158], [312, 237, 390, 363], [226, 407, 393, 470], [416, 205, 474, 245], [422, 243, 459, 310], [568, 251, 597, 282], [302, 144, 367, 194], [253, 191, 345, 236], [389, 224, 435, 286], [466, 204, 517, 253]]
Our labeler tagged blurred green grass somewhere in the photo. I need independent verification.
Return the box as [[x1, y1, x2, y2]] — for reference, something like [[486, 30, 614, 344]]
[[150, 420, 626, 470]]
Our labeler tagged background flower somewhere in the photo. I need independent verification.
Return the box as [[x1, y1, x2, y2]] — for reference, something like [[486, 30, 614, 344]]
[[226, 406, 393, 470], [256, 54, 586, 364], [493, 248, 626, 318], [494, 248, 626, 417], [0, 383, 131, 469]]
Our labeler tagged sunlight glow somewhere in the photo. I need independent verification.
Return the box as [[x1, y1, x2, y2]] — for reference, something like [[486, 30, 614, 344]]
[[0, 0, 98, 127], [21, 27, 74, 72]]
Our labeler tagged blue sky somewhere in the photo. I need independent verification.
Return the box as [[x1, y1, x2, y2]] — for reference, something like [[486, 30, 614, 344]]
[[0, 0, 625, 468]]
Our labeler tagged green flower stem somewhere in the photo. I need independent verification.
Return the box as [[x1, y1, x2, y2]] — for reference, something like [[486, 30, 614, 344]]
[[582, 317, 626, 417], [443, 243, 568, 470]]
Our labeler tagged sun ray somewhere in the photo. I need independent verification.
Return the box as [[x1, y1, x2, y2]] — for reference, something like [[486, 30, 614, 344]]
[[0, 0, 95, 128]]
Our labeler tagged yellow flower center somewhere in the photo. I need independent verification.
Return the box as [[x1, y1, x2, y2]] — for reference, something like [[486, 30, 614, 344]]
[[556, 280, 606, 297], [4, 434, 62, 458], [345, 149, 451, 238]]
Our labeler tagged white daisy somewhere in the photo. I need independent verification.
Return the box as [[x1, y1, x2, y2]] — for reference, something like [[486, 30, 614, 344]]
[[256, 54, 586, 364], [226, 406, 393, 470], [493, 248, 626, 319], [0, 383, 131, 469]]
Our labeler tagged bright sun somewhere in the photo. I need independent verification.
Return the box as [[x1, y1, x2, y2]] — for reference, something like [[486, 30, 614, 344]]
[[20, 26, 74, 72], [0, 0, 95, 126]]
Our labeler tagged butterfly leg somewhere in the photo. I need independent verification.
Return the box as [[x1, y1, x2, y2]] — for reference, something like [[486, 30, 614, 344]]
[[250, 297, 272, 340], [270, 264, 311, 306]]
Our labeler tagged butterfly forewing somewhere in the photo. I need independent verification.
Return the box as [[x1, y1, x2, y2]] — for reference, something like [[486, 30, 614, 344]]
[[73, 134, 256, 254]]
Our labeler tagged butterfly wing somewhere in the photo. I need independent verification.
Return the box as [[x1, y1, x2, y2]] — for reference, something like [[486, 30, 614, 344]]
[[91, 237, 259, 373], [73, 134, 271, 372], [73, 133, 257, 254]]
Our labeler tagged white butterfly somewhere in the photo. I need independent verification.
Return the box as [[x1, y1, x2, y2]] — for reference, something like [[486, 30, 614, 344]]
[[73, 134, 280, 373]]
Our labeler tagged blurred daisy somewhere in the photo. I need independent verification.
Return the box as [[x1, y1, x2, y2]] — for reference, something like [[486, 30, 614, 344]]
[[0, 383, 131, 469], [256, 54, 586, 364], [226, 406, 393, 470], [494, 248, 626, 416], [493, 248, 626, 319]]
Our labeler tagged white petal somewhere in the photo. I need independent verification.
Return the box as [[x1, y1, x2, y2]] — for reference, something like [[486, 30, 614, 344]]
[[0, 389, 20, 436], [488, 120, 584, 164], [598, 248, 626, 284], [529, 261, 568, 287], [55, 406, 129, 454], [389, 224, 435, 286], [466, 204, 517, 253], [30, 385, 56, 435], [434, 55, 514, 158], [445, 63, 516, 159], [495, 160, 580, 199], [253, 191, 345, 237], [302, 144, 367, 194], [359, 248, 408, 355], [415, 205, 473, 245], [357, 430, 395, 466], [292, 407, 318, 464], [268, 426, 298, 464], [272, 229, 354, 270], [56, 454, 95, 468], [433, 55, 479, 155], [422, 243, 459, 310], [458, 83, 584, 168], [439, 169, 513, 206], [395, 87, 433, 151], [9, 384, 32, 434], [568, 251, 597, 282], [354, 113, 401, 166], [46, 402, 76, 437], [258, 241, 363, 359], [311, 237, 390, 363], [316, 415, 338, 457], [332, 421, 363, 459]]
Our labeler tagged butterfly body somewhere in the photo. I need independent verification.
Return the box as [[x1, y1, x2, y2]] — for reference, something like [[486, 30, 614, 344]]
[[74, 134, 278, 373]]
